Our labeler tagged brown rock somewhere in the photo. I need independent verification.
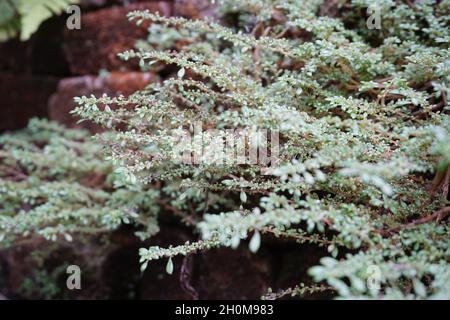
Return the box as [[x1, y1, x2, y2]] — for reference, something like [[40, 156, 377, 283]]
[[100, 243, 142, 299], [272, 244, 332, 299], [80, 0, 173, 9], [139, 226, 195, 300], [0, 17, 69, 76], [63, 2, 172, 75], [0, 74, 58, 132], [174, 0, 216, 19], [193, 247, 272, 299], [48, 71, 159, 131], [80, 0, 110, 7], [0, 237, 110, 299]]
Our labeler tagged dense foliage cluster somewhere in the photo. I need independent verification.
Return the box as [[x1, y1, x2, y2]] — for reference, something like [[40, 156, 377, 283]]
[[0, 119, 160, 245], [1, 0, 449, 299]]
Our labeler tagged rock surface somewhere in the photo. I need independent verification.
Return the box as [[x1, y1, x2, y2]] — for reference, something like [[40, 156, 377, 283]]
[[193, 247, 272, 299], [0, 74, 58, 132], [63, 2, 172, 75], [0, 17, 69, 76], [174, 0, 216, 19], [48, 71, 159, 131], [139, 226, 195, 300]]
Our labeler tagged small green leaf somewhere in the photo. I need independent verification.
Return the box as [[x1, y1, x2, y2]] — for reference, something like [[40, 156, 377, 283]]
[[166, 257, 174, 275], [249, 230, 261, 253], [177, 67, 186, 79], [140, 261, 148, 273], [413, 279, 427, 297], [240, 191, 247, 203], [231, 235, 240, 249]]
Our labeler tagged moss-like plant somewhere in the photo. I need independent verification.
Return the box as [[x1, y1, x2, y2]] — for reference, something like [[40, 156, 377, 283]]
[[1, 0, 449, 299]]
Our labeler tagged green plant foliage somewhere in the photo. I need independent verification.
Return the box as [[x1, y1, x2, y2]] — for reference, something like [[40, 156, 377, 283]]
[[70, 0, 450, 299], [0, 0, 20, 41], [19, 263, 69, 299], [0, 0, 79, 42], [0, 119, 160, 246], [1, 0, 449, 299]]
